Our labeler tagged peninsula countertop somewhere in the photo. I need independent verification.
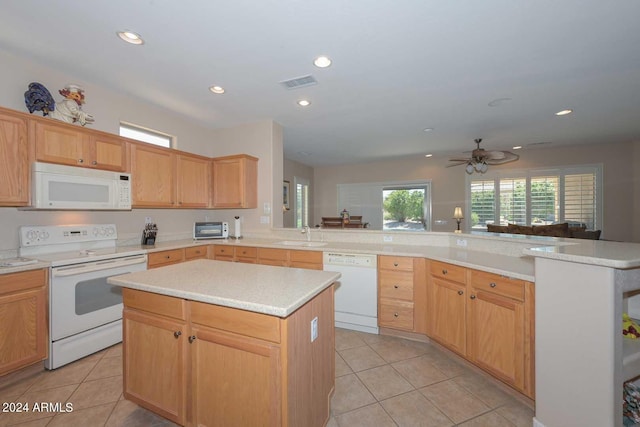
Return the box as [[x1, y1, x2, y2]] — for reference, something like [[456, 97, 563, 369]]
[[107, 259, 341, 317]]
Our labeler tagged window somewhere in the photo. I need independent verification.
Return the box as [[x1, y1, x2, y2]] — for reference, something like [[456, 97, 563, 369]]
[[119, 122, 173, 148], [468, 165, 602, 231], [294, 177, 310, 228], [337, 180, 432, 231]]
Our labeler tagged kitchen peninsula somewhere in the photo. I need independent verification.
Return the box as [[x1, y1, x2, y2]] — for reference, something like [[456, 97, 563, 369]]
[[107, 259, 340, 427]]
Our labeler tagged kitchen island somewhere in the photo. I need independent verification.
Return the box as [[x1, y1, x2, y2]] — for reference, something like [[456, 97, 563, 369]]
[[108, 259, 340, 427]]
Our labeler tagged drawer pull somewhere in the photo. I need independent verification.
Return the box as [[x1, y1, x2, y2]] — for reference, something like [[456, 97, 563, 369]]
[[457, 290, 464, 296], [490, 282, 497, 288], [188, 335, 197, 343], [442, 269, 448, 275], [393, 262, 399, 267], [394, 312, 399, 317], [91, 160, 97, 165], [394, 285, 399, 289], [470, 295, 476, 300], [174, 331, 181, 339], [165, 255, 171, 259]]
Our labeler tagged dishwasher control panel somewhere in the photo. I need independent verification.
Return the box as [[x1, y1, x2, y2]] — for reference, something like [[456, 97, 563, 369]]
[[323, 252, 377, 267]]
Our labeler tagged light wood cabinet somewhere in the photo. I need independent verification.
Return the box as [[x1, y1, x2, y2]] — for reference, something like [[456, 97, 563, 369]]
[[148, 249, 186, 268], [211, 154, 258, 208], [33, 120, 128, 171], [467, 270, 534, 397], [184, 246, 209, 260], [428, 260, 468, 356], [0, 269, 48, 376], [0, 109, 30, 206], [122, 284, 334, 427], [257, 248, 323, 270], [176, 153, 210, 208], [426, 260, 535, 398], [130, 142, 176, 207], [212, 245, 259, 263], [377, 256, 427, 334]]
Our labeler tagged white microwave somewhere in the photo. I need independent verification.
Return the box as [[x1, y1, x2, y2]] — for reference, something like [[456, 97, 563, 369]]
[[31, 162, 132, 210]]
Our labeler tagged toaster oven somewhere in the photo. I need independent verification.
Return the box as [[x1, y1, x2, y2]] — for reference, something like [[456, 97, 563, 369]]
[[193, 222, 229, 240]]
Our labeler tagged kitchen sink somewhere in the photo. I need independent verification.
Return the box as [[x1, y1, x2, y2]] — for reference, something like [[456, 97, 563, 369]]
[[275, 241, 327, 247]]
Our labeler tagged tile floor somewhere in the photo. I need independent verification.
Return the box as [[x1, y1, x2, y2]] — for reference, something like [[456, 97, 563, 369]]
[[0, 328, 535, 426]]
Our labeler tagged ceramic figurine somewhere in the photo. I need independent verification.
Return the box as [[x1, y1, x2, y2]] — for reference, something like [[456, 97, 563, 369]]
[[24, 82, 94, 126]]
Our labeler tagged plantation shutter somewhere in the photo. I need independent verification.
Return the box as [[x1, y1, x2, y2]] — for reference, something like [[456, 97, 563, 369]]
[[564, 173, 597, 229], [530, 176, 559, 225], [470, 180, 496, 229], [499, 178, 526, 225]]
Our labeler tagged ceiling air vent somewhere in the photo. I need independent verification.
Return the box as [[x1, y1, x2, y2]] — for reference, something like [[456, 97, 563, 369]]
[[279, 75, 317, 90]]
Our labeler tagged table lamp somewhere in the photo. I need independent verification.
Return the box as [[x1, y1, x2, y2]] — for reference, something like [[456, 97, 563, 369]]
[[453, 207, 464, 233]]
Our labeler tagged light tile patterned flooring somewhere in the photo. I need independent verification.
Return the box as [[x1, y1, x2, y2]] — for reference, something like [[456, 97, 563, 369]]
[[0, 328, 534, 426]]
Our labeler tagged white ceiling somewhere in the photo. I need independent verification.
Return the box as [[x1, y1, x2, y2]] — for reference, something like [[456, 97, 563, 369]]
[[1, 1, 639, 167]]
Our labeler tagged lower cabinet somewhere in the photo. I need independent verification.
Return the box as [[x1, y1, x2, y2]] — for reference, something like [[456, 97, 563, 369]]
[[122, 286, 334, 426], [0, 269, 48, 376]]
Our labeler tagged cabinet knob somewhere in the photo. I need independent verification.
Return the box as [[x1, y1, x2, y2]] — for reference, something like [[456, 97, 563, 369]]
[[91, 160, 97, 165], [458, 290, 464, 296], [165, 255, 171, 259], [393, 262, 399, 267], [188, 335, 197, 343], [394, 284, 399, 289], [394, 312, 399, 317], [442, 269, 448, 275], [174, 331, 181, 339], [490, 282, 497, 288], [470, 295, 477, 300], [78, 158, 84, 163]]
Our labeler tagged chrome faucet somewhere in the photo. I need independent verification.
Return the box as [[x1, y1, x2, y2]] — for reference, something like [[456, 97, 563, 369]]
[[301, 225, 311, 242]]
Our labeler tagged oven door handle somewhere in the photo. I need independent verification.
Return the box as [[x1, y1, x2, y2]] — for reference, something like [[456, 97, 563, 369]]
[[52, 255, 147, 277]]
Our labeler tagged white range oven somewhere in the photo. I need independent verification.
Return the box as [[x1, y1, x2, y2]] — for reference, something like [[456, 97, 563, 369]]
[[19, 224, 147, 369]]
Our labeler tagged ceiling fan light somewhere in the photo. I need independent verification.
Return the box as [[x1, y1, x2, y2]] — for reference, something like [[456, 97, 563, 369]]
[[474, 162, 483, 172], [466, 164, 474, 174], [480, 163, 488, 173]]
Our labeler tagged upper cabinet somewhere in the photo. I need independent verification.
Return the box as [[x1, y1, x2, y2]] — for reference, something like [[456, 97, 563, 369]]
[[32, 120, 128, 172], [0, 110, 30, 206], [130, 142, 176, 207], [176, 153, 210, 208], [211, 154, 258, 208]]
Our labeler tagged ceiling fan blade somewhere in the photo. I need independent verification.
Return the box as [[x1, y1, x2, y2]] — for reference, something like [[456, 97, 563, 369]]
[[446, 162, 467, 168], [448, 158, 471, 162], [485, 150, 506, 160], [485, 151, 519, 164]]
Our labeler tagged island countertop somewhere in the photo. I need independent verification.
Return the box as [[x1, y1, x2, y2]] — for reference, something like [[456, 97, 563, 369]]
[[107, 259, 341, 317]]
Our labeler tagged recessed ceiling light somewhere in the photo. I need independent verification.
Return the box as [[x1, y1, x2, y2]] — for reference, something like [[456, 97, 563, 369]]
[[297, 99, 311, 107], [209, 85, 225, 94], [313, 56, 332, 68], [423, 128, 434, 132], [425, 154, 433, 158], [555, 109, 573, 116], [512, 146, 522, 150], [117, 30, 144, 45]]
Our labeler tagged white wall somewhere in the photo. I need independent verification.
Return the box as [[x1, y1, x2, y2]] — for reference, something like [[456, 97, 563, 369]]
[[0, 47, 282, 252]]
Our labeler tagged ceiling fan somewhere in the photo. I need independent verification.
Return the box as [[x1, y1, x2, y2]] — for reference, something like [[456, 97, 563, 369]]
[[448, 138, 519, 174]]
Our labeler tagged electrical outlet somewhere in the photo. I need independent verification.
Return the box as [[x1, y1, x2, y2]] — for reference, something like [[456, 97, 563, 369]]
[[263, 202, 271, 214], [311, 317, 318, 342], [260, 216, 270, 224], [383, 235, 393, 242], [205, 215, 210, 221], [456, 238, 468, 247], [144, 217, 152, 224]]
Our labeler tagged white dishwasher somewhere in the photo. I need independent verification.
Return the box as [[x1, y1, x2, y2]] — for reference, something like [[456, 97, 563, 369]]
[[323, 252, 378, 334]]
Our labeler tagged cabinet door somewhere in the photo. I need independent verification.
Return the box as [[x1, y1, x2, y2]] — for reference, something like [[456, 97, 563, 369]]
[[430, 278, 467, 356], [123, 308, 187, 425], [176, 154, 210, 207], [211, 155, 257, 208], [191, 325, 281, 427], [130, 143, 176, 207], [467, 290, 525, 391], [89, 134, 128, 172], [0, 285, 47, 376], [0, 112, 30, 205], [33, 120, 87, 166]]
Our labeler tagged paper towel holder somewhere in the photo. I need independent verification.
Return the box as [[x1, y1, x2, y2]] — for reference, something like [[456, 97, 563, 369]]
[[232, 216, 243, 239]]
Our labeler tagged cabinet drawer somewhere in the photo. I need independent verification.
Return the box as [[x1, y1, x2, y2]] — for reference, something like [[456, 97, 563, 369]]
[[213, 245, 233, 258], [257, 248, 289, 261], [123, 288, 186, 320], [289, 261, 322, 270], [185, 246, 208, 260], [290, 250, 322, 264], [0, 269, 47, 295], [378, 256, 414, 271], [470, 270, 525, 301], [379, 299, 414, 330], [379, 270, 414, 301], [235, 246, 257, 259], [190, 301, 281, 343], [148, 249, 185, 268], [430, 260, 467, 284]]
